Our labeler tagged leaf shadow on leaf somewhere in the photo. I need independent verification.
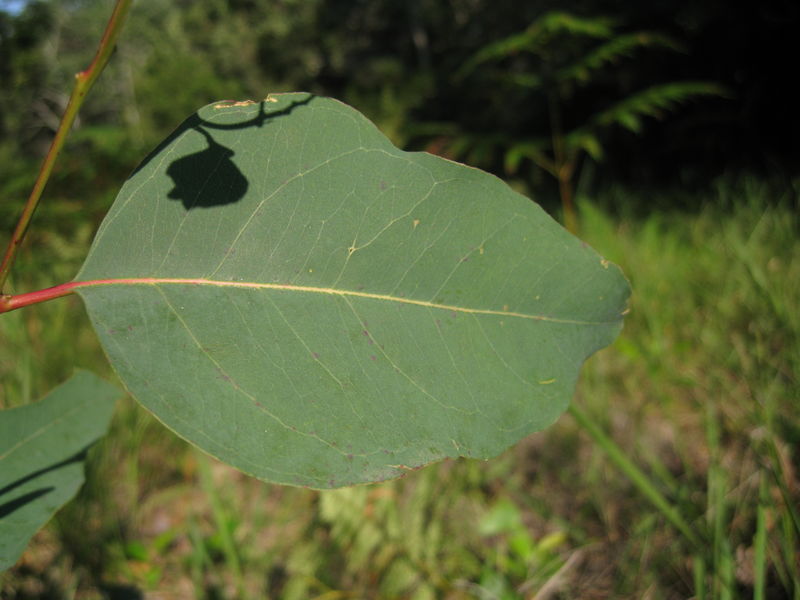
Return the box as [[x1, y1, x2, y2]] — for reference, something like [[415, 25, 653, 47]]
[[0, 446, 89, 518], [164, 125, 249, 210], [0, 488, 54, 519], [132, 95, 315, 211]]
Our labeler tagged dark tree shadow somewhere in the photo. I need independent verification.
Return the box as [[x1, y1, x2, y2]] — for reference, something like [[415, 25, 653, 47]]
[[131, 95, 315, 211]]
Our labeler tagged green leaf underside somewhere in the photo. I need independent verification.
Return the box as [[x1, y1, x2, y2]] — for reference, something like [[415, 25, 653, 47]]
[[0, 371, 119, 571], [76, 93, 629, 488]]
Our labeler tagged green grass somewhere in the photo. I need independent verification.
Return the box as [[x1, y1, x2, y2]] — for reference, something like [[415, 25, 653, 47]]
[[2, 176, 798, 599]]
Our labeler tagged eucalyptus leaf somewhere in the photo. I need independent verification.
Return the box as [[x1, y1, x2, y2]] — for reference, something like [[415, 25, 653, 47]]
[[74, 93, 629, 488], [0, 371, 119, 571]]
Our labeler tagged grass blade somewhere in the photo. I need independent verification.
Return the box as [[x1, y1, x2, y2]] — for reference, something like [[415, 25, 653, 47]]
[[568, 403, 703, 549]]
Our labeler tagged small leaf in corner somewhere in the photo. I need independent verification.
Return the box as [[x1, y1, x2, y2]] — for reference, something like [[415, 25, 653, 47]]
[[0, 370, 120, 572]]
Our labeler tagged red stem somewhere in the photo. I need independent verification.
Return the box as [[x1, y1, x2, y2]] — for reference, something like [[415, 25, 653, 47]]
[[1, 282, 80, 312]]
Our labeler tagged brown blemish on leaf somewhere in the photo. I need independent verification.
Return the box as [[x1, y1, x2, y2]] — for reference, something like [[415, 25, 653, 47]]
[[601, 258, 610, 269], [389, 463, 423, 471], [412, 218, 420, 229], [213, 99, 256, 109]]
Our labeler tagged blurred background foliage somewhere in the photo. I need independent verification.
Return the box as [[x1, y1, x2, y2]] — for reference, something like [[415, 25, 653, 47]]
[[1, 0, 797, 225], [1, 0, 798, 598]]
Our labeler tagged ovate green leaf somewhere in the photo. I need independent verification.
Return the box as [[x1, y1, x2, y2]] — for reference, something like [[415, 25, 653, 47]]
[[0, 371, 119, 571], [75, 93, 629, 488]]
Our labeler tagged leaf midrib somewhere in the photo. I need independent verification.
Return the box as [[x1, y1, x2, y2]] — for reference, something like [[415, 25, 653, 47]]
[[70, 277, 616, 325]]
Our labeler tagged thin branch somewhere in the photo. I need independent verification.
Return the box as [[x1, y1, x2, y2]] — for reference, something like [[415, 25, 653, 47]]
[[0, 0, 133, 293], [0, 281, 78, 313]]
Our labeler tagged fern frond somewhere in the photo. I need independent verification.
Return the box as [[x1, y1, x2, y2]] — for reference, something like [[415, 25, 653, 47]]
[[531, 12, 615, 39], [457, 12, 615, 79], [499, 72, 544, 89], [589, 82, 727, 133], [556, 32, 681, 85], [563, 131, 604, 161], [456, 30, 540, 79], [503, 139, 552, 174]]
